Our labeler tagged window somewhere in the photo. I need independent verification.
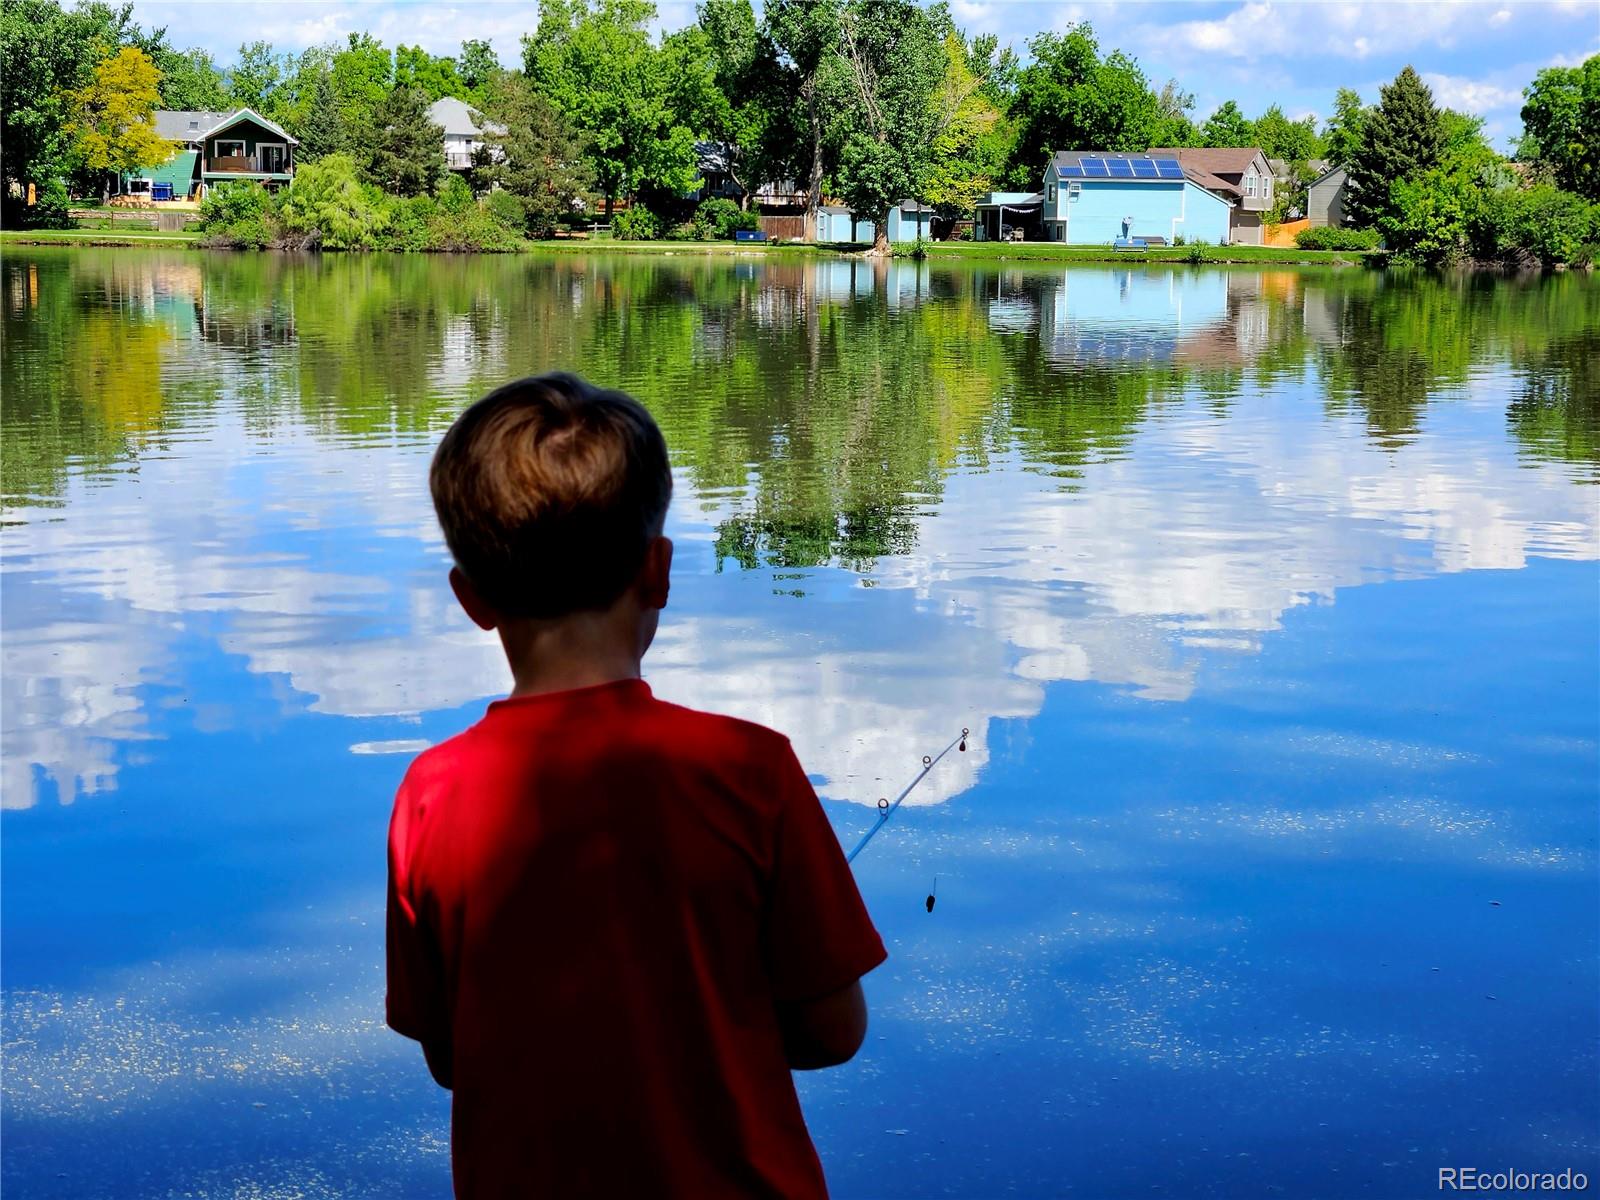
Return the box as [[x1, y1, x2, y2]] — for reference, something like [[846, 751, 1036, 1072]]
[[214, 139, 245, 159], [1048, 182, 1056, 203], [259, 143, 286, 173], [1245, 171, 1256, 198]]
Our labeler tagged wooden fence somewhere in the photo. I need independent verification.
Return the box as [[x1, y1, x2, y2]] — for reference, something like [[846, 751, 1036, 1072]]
[[758, 214, 808, 242]]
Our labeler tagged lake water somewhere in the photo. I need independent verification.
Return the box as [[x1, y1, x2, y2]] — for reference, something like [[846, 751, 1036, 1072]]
[[3, 249, 1597, 1198]]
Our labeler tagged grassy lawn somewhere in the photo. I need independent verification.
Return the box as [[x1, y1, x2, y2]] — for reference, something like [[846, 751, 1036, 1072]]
[[918, 240, 1376, 266], [2, 227, 202, 246]]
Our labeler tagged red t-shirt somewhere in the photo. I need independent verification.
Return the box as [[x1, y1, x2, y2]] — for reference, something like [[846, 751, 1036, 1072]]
[[386, 678, 887, 1199]]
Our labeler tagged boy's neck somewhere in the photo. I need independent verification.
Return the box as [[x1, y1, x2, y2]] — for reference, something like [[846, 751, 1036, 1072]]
[[498, 608, 647, 699]]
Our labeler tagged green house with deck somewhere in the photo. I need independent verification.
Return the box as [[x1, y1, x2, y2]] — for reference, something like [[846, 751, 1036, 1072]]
[[116, 109, 297, 201]]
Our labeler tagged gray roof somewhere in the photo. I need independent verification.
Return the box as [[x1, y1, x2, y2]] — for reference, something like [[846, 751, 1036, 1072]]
[[428, 97, 503, 137], [154, 111, 233, 139], [897, 199, 934, 214], [152, 108, 297, 145]]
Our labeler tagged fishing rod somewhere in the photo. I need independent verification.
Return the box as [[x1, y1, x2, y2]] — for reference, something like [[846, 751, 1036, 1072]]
[[845, 726, 969, 864]]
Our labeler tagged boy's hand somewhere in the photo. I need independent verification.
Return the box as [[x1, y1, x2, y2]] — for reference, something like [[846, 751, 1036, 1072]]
[[779, 979, 868, 1070]]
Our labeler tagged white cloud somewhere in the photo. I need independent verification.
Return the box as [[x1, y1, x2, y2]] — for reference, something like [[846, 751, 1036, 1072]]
[[1423, 70, 1524, 112]]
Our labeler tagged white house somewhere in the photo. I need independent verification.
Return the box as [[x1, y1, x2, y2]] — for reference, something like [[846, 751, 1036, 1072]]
[[428, 98, 504, 172]]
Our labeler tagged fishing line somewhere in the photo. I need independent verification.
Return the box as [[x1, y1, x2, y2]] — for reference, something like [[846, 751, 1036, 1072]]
[[845, 727, 969, 865]]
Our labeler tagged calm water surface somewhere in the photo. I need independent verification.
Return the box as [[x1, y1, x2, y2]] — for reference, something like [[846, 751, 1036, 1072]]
[[3, 249, 1597, 1198]]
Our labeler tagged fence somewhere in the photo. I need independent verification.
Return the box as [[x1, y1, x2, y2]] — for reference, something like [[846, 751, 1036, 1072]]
[[758, 214, 808, 242]]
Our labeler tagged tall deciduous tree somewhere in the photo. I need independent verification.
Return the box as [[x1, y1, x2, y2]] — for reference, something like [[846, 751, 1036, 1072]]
[[394, 45, 465, 101], [764, 0, 843, 237], [1321, 86, 1368, 169], [684, 0, 786, 210], [481, 72, 592, 236], [458, 39, 500, 103], [228, 40, 284, 115], [1518, 56, 1600, 201], [155, 47, 229, 110], [65, 46, 176, 200], [1252, 104, 1322, 162], [924, 31, 1008, 219], [1347, 65, 1443, 229], [1008, 24, 1164, 186], [1200, 99, 1253, 147], [363, 85, 444, 196], [831, 0, 945, 254], [523, 0, 700, 217], [331, 32, 395, 141]]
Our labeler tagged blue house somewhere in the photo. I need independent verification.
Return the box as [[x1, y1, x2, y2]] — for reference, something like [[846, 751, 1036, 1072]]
[[1030, 151, 1232, 246]]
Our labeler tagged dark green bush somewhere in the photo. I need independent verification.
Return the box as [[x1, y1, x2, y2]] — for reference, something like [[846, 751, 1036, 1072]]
[[436, 174, 476, 215], [665, 221, 698, 241], [1295, 226, 1381, 251], [612, 206, 660, 241], [384, 195, 437, 251], [691, 197, 758, 240], [484, 189, 525, 231], [424, 206, 522, 252]]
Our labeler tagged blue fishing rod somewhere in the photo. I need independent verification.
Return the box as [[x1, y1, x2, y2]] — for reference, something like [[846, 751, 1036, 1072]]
[[845, 727, 970, 864]]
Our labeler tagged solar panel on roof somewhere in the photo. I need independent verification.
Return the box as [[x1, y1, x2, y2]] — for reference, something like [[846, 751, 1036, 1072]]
[[1131, 160, 1157, 176], [1108, 159, 1134, 176], [1057, 165, 1084, 179], [1155, 159, 1184, 178], [1082, 158, 1109, 175]]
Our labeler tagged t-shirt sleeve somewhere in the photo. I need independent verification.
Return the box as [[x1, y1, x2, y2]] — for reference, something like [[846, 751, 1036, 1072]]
[[762, 740, 888, 1003], [386, 780, 448, 1045]]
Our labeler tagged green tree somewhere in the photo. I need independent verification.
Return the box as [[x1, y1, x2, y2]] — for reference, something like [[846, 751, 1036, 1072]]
[[1008, 24, 1164, 185], [295, 70, 345, 161], [763, 0, 844, 237], [229, 40, 284, 115], [394, 44, 464, 101], [1, 0, 139, 222], [330, 32, 394, 143], [65, 46, 176, 200], [458, 39, 500, 102], [156, 47, 229, 110], [280, 152, 389, 247], [1200, 99, 1254, 147], [1517, 56, 1600, 201], [924, 31, 1008, 218], [1347, 65, 1443, 229], [481, 72, 592, 236], [363, 85, 444, 196], [830, 0, 945, 254], [1252, 103, 1322, 162], [524, 0, 700, 218], [685, 0, 787, 210], [1321, 86, 1368, 169], [1152, 78, 1199, 146]]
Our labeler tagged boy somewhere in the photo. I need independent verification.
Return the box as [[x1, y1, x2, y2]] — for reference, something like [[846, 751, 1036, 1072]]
[[387, 373, 887, 1198]]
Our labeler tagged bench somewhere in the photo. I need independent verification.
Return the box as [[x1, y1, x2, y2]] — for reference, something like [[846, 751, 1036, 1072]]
[[734, 229, 768, 243], [1112, 237, 1147, 251], [1140, 235, 1167, 247]]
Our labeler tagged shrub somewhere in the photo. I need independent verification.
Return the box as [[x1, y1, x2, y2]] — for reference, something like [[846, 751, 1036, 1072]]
[[1502, 184, 1599, 268], [425, 205, 523, 252], [665, 221, 698, 241], [691, 197, 758, 240], [1295, 225, 1381, 251], [279, 154, 389, 250], [384, 194, 437, 251], [197, 181, 275, 248], [612, 205, 660, 241], [436, 174, 476, 215], [484, 189, 525, 231], [31, 179, 72, 229]]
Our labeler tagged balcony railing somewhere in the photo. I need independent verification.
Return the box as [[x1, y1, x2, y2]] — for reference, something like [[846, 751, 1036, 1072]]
[[208, 155, 292, 175]]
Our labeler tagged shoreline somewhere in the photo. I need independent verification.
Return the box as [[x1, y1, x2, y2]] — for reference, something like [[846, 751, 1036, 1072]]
[[0, 229, 1378, 266]]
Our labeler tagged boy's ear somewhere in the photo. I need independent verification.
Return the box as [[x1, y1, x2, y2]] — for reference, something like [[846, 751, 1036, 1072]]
[[638, 535, 673, 611], [448, 566, 500, 631]]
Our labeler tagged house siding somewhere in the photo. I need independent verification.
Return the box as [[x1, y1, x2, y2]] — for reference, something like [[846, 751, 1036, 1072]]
[[887, 206, 933, 242], [1307, 167, 1348, 228], [1042, 179, 1231, 245], [203, 118, 293, 178]]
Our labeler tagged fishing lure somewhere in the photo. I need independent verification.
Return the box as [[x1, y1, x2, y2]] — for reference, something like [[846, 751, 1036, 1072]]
[[845, 727, 969, 864]]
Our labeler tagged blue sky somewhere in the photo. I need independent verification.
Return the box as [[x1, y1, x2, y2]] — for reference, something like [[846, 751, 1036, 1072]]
[[131, 0, 1599, 148]]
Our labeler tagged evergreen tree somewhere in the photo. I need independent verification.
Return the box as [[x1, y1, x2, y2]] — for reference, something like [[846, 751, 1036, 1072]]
[[363, 85, 444, 196], [482, 73, 592, 236], [1347, 65, 1443, 229], [296, 71, 344, 162]]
